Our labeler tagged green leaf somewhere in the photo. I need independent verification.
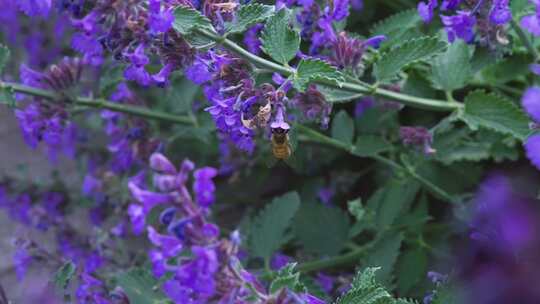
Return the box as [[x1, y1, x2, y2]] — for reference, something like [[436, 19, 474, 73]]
[[481, 54, 531, 84], [99, 65, 124, 97], [367, 179, 420, 229], [370, 9, 422, 50], [269, 263, 306, 294], [352, 135, 393, 157], [374, 37, 447, 82], [53, 261, 76, 291], [332, 110, 355, 145], [431, 40, 471, 91], [172, 6, 213, 35], [0, 44, 10, 73], [363, 233, 403, 284], [226, 3, 274, 34], [261, 9, 300, 64], [293, 201, 350, 256], [248, 192, 301, 260], [335, 267, 393, 304], [396, 249, 428, 295], [460, 91, 531, 141], [317, 85, 362, 103], [293, 59, 344, 91], [348, 198, 365, 222], [0, 86, 16, 108], [116, 268, 167, 304]]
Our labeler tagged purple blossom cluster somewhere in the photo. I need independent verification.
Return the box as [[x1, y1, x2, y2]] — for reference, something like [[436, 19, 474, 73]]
[[457, 173, 540, 303], [417, 0, 512, 45], [128, 153, 326, 303]]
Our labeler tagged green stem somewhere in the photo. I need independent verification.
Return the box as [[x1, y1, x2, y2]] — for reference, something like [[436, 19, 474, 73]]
[[2, 82, 195, 125], [297, 242, 373, 273], [295, 124, 456, 204], [511, 19, 539, 61], [195, 29, 461, 112]]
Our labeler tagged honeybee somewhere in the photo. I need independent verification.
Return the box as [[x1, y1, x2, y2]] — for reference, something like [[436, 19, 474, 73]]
[[241, 101, 271, 130], [271, 127, 292, 160]]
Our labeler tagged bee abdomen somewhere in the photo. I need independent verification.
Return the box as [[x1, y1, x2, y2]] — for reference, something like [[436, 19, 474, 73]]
[[272, 145, 291, 159]]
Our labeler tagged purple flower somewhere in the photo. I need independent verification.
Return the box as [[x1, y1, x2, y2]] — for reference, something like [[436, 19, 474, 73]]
[[522, 86, 540, 122], [418, 0, 438, 23], [521, 13, 540, 36], [244, 24, 263, 55], [149, 0, 174, 34], [292, 85, 333, 128], [15, 0, 52, 17], [441, 11, 476, 43], [193, 167, 218, 207], [270, 253, 292, 270], [525, 134, 540, 170], [124, 44, 152, 86], [489, 0, 511, 25], [13, 241, 32, 280], [400, 126, 436, 155]]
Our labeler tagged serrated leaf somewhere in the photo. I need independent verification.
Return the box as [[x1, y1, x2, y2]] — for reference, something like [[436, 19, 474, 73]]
[[481, 54, 531, 84], [318, 85, 362, 103], [0, 44, 10, 73], [370, 9, 421, 38], [367, 179, 420, 229], [261, 9, 300, 64], [294, 59, 344, 91], [335, 267, 393, 304], [293, 202, 350, 256], [363, 233, 403, 285], [248, 192, 301, 261], [460, 91, 530, 141], [226, 3, 274, 34], [370, 9, 422, 49], [374, 37, 447, 81], [431, 40, 471, 91], [269, 263, 306, 294], [332, 110, 355, 145], [116, 268, 166, 304], [396, 249, 428, 295], [53, 261, 76, 291], [352, 135, 393, 157], [172, 6, 214, 35]]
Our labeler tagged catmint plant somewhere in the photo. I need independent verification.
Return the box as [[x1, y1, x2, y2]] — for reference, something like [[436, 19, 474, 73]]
[[0, 0, 540, 303]]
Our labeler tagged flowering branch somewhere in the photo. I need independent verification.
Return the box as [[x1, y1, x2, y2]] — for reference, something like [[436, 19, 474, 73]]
[[195, 28, 462, 112], [295, 124, 457, 203], [1, 82, 195, 125]]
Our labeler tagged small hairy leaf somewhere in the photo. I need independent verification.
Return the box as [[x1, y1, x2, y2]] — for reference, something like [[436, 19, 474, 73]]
[[116, 268, 166, 304], [248, 192, 301, 260], [226, 3, 274, 34], [294, 59, 345, 91], [173, 6, 213, 35], [374, 37, 447, 81], [460, 91, 530, 141], [0, 44, 10, 73], [269, 263, 306, 294], [261, 9, 300, 64], [431, 40, 471, 91], [332, 110, 355, 145], [352, 135, 393, 157], [335, 267, 393, 304], [53, 261, 76, 291], [481, 54, 530, 84], [293, 202, 350, 256]]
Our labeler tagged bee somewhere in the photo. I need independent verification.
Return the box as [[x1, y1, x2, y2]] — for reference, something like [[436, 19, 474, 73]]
[[241, 101, 271, 130], [271, 127, 292, 160]]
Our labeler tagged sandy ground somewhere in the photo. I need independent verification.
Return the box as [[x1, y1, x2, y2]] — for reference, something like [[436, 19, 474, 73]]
[[0, 106, 78, 302]]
